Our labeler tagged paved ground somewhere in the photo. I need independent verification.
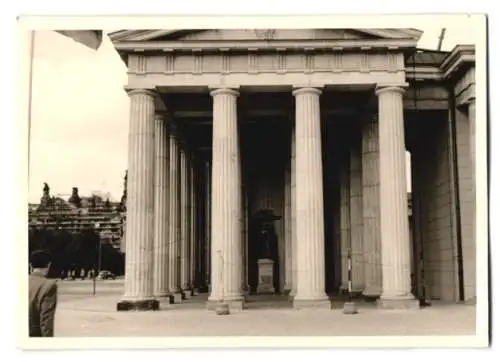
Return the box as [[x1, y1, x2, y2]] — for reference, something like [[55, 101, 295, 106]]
[[54, 280, 477, 338]]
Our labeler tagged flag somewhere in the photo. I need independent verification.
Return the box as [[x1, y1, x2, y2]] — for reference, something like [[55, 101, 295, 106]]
[[55, 30, 103, 50]]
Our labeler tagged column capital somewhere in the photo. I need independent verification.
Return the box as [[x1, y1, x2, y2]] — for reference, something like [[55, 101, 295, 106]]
[[125, 87, 157, 98], [209, 87, 240, 97], [292, 86, 323, 97], [155, 112, 167, 120], [375, 83, 408, 96]]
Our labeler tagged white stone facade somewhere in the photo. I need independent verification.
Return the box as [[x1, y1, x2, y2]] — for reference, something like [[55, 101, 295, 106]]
[[111, 29, 476, 311]]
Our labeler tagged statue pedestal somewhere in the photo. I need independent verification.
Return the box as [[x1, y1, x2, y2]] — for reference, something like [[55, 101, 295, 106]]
[[257, 258, 275, 294]]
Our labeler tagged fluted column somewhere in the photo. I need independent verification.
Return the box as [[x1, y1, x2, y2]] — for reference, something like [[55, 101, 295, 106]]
[[189, 156, 197, 293], [284, 158, 292, 294], [180, 147, 191, 293], [362, 115, 382, 298], [208, 88, 243, 310], [376, 84, 418, 309], [117, 89, 158, 311], [205, 160, 212, 291], [152, 113, 170, 300], [350, 135, 365, 293], [292, 87, 329, 308], [167, 129, 182, 303], [289, 125, 297, 299], [469, 98, 476, 253], [339, 152, 350, 292]]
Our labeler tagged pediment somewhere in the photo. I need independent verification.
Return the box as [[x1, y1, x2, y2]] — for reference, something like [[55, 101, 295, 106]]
[[109, 28, 423, 43]]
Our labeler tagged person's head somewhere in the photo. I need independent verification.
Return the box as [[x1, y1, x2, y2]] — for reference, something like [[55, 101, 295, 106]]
[[29, 249, 52, 273]]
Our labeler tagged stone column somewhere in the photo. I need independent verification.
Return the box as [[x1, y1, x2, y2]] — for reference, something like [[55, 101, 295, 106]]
[[289, 125, 297, 300], [375, 84, 418, 309], [362, 115, 382, 298], [180, 147, 191, 295], [284, 158, 292, 294], [339, 152, 350, 293], [207, 88, 243, 310], [167, 129, 183, 303], [117, 89, 159, 311], [152, 112, 170, 300], [292, 87, 329, 309], [349, 136, 365, 293], [469, 98, 476, 252], [190, 156, 198, 294], [205, 160, 211, 291]]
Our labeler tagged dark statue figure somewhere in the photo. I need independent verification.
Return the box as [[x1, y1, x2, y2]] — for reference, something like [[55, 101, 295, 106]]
[[68, 187, 81, 208], [39, 183, 52, 209], [253, 209, 280, 261]]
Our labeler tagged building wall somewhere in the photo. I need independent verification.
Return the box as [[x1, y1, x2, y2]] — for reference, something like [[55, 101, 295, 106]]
[[412, 113, 458, 301]]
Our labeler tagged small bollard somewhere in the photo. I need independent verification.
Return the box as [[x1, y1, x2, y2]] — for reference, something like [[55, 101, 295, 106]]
[[215, 301, 230, 315], [343, 301, 358, 315]]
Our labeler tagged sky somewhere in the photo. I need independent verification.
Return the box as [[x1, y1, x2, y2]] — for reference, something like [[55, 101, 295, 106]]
[[27, 26, 478, 203]]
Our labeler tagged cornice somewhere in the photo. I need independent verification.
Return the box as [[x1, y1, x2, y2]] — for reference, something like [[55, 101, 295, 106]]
[[109, 28, 423, 43], [113, 38, 419, 53], [440, 44, 475, 80]]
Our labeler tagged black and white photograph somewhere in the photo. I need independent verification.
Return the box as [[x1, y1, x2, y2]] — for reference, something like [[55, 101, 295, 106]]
[[14, 10, 489, 351]]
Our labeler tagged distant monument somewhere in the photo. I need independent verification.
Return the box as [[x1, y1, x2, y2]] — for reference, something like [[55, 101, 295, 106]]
[[68, 187, 81, 208], [253, 209, 280, 294], [120, 170, 128, 211], [39, 183, 52, 209]]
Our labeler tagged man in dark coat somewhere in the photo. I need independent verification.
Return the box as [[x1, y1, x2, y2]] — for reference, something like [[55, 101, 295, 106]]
[[29, 249, 58, 337]]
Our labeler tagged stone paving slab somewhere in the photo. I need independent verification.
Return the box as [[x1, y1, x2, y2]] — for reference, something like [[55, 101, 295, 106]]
[[54, 293, 477, 337]]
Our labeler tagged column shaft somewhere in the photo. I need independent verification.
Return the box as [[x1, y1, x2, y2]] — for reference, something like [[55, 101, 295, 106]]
[[167, 131, 182, 300], [189, 158, 197, 291], [153, 113, 170, 299], [180, 148, 191, 291], [290, 126, 297, 298], [376, 85, 418, 309], [362, 115, 382, 297], [208, 88, 243, 308], [339, 151, 350, 292], [117, 89, 158, 311], [350, 135, 365, 293], [284, 158, 292, 293], [292, 87, 329, 307]]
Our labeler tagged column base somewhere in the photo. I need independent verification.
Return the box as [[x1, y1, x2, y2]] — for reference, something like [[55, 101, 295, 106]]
[[206, 299, 245, 312], [191, 287, 200, 296], [171, 292, 183, 304], [362, 286, 382, 300], [116, 299, 159, 311], [181, 289, 191, 300], [377, 296, 420, 310], [293, 297, 332, 310], [154, 294, 174, 305], [465, 296, 477, 305], [283, 288, 292, 296]]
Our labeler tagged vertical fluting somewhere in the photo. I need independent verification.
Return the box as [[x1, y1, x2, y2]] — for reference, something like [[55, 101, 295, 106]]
[[167, 130, 181, 294], [208, 88, 242, 302], [376, 85, 414, 300], [189, 157, 196, 289], [153, 113, 170, 298], [180, 147, 190, 291], [469, 99, 476, 251], [362, 115, 382, 297], [122, 89, 156, 301], [205, 160, 211, 290], [339, 152, 350, 292], [350, 134, 365, 292], [284, 158, 292, 292], [290, 125, 297, 297], [293, 87, 327, 301]]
